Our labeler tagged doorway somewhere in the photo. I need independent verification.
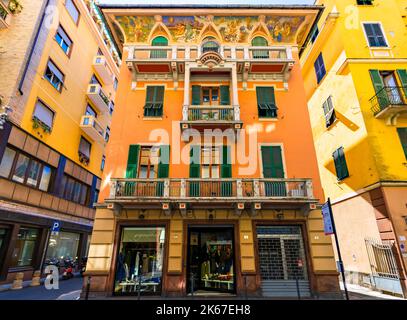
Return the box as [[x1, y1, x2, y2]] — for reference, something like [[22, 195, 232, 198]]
[[187, 226, 235, 295]]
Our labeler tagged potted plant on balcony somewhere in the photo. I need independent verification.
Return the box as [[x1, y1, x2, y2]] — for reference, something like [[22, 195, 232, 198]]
[[32, 116, 52, 134], [78, 151, 90, 166], [8, 0, 23, 14]]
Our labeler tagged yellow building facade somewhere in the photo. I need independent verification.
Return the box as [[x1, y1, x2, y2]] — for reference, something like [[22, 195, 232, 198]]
[[0, 0, 119, 285], [301, 0, 407, 296]]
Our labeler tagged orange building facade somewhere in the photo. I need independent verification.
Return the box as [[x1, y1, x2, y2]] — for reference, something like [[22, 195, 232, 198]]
[[85, 4, 341, 298]]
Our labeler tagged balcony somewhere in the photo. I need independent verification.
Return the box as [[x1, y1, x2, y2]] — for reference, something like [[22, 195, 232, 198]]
[[180, 105, 243, 135], [92, 55, 114, 85], [86, 84, 111, 114], [0, 1, 11, 28], [371, 86, 407, 124], [126, 45, 295, 85], [106, 178, 316, 214], [80, 115, 105, 143]]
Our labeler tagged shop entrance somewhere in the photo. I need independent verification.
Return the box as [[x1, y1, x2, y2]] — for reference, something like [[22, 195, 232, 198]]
[[187, 226, 235, 295], [257, 225, 311, 298]]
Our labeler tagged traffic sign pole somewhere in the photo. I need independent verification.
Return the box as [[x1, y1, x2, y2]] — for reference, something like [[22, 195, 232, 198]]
[[326, 198, 349, 300]]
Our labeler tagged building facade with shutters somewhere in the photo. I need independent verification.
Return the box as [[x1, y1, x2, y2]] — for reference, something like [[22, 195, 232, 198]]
[[84, 3, 341, 298], [300, 0, 407, 296], [0, 0, 119, 285]]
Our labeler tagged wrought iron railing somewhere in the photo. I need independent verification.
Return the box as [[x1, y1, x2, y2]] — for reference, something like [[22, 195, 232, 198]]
[[370, 86, 407, 116], [187, 106, 235, 121], [108, 178, 314, 200]]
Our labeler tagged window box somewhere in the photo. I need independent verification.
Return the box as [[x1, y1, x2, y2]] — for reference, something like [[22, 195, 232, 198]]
[[78, 151, 90, 166], [32, 116, 52, 133]]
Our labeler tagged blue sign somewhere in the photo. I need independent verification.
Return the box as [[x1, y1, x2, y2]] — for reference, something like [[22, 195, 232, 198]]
[[321, 202, 334, 235], [51, 221, 61, 233]]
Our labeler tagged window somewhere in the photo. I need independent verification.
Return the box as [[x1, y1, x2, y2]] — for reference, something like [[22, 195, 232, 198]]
[[97, 48, 103, 56], [256, 87, 277, 118], [0, 147, 54, 191], [397, 128, 407, 160], [144, 86, 164, 117], [33, 100, 54, 130], [333, 147, 349, 180], [138, 146, 159, 179], [55, 25, 72, 55], [109, 101, 115, 116], [363, 23, 387, 47], [323, 96, 336, 128], [260, 146, 286, 196], [11, 228, 39, 267], [114, 227, 166, 296], [65, 0, 80, 25], [44, 231, 80, 266], [105, 126, 110, 142], [60, 174, 89, 206], [101, 155, 106, 171], [79, 136, 91, 160], [202, 37, 220, 54], [310, 26, 319, 43], [357, 0, 373, 5], [151, 36, 168, 59], [314, 53, 326, 84], [251, 36, 269, 59], [90, 74, 102, 86], [85, 104, 97, 118], [45, 60, 64, 91], [113, 78, 118, 91]]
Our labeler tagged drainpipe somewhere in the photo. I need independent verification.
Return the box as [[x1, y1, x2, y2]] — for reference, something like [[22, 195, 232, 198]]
[[17, 0, 51, 94]]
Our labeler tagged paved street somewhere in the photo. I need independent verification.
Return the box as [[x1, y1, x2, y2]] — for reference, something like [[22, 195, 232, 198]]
[[0, 276, 83, 300]]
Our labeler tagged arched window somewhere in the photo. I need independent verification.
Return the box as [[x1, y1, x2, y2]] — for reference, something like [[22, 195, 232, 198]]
[[151, 36, 168, 59], [251, 36, 269, 59], [202, 37, 220, 54]]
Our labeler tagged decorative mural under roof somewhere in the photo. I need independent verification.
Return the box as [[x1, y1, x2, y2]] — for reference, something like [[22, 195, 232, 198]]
[[113, 14, 309, 45]]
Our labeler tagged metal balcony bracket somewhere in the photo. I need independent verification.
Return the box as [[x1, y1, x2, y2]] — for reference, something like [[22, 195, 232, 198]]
[[107, 202, 122, 216]]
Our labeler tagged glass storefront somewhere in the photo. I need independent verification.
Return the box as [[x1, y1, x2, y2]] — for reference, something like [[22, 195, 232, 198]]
[[114, 227, 165, 295], [10, 227, 39, 267], [188, 227, 235, 294], [44, 231, 80, 267]]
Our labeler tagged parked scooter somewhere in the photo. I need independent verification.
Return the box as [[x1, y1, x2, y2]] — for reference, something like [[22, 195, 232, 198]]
[[62, 258, 75, 280]]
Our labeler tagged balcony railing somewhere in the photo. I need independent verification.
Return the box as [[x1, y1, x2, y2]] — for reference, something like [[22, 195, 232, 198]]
[[186, 106, 235, 122], [80, 115, 105, 143], [86, 84, 111, 114], [93, 55, 113, 85], [108, 178, 314, 201], [370, 86, 407, 117]]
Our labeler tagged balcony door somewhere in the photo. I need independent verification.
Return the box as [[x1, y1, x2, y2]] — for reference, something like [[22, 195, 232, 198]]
[[382, 72, 402, 104]]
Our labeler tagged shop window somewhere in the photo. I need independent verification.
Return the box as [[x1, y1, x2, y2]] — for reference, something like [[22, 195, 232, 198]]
[[55, 25, 73, 55], [60, 174, 90, 206], [65, 0, 80, 25], [45, 60, 64, 92], [256, 87, 277, 118], [44, 231, 80, 267], [114, 227, 166, 295], [10, 227, 39, 267], [0, 146, 53, 192]]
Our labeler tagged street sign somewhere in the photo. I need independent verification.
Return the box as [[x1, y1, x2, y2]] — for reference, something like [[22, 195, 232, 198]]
[[51, 221, 60, 236], [322, 201, 334, 235]]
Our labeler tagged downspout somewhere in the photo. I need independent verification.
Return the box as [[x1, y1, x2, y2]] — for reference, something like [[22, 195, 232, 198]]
[[17, 0, 51, 94]]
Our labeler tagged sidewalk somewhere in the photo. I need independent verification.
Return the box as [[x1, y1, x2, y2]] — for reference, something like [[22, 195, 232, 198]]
[[341, 282, 405, 300]]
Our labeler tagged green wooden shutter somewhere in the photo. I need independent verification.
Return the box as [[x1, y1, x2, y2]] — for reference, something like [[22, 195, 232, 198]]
[[396, 69, 407, 97], [192, 85, 201, 105], [126, 145, 140, 178], [157, 145, 170, 178], [261, 146, 286, 196], [397, 128, 407, 160], [189, 145, 200, 196], [221, 145, 232, 196], [251, 37, 268, 58], [369, 70, 388, 109], [333, 147, 349, 180], [151, 36, 168, 58], [220, 86, 230, 105], [257, 87, 277, 118]]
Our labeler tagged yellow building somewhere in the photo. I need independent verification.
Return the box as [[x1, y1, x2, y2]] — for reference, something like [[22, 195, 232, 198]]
[[0, 0, 119, 285], [300, 0, 407, 296]]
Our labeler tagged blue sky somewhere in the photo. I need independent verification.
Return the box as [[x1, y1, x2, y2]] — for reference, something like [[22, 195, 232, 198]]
[[97, 0, 316, 5]]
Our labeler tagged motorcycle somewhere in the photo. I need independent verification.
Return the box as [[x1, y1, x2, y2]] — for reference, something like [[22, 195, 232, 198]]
[[62, 258, 75, 280]]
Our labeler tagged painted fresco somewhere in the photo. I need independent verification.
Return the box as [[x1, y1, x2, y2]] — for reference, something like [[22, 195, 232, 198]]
[[162, 16, 206, 43], [265, 16, 305, 43], [115, 16, 156, 43], [213, 16, 258, 43]]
